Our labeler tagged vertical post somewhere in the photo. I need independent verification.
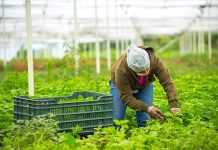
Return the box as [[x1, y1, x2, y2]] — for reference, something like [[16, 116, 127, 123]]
[[25, 0, 34, 96], [217, 32, 218, 49], [123, 9, 129, 50], [89, 42, 93, 59], [187, 32, 190, 53], [179, 36, 182, 55], [2, 0, 6, 68], [186, 33, 189, 54], [181, 34, 184, 55], [193, 31, 196, 54], [125, 39, 129, 51], [120, 10, 125, 54], [201, 31, 204, 53], [106, 0, 111, 70], [3, 40, 6, 67], [95, 0, 100, 74], [208, 3, 212, 59], [185, 33, 188, 54], [180, 34, 183, 55], [115, 0, 119, 60], [189, 31, 193, 53], [42, 4, 47, 59], [121, 31, 125, 54], [187, 33, 190, 54], [183, 34, 185, 54], [74, 0, 79, 76], [199, 17, 204, 54], [183, 34, 186, 54], [198, 20, 201, 54], [83, 43, 87, 58]]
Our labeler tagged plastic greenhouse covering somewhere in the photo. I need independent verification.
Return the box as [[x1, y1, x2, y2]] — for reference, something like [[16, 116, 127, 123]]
[[1, 0, 218, 60]]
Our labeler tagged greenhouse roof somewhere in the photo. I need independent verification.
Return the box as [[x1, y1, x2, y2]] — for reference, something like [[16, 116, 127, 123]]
[[0, 0, 218, 60]]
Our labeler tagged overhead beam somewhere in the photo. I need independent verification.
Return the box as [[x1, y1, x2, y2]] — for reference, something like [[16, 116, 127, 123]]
[[1, 3, 218, 9], [2, 16, 218, 21]]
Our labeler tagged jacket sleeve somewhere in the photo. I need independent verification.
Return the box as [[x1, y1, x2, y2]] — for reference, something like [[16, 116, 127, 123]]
[[115, 70, 149, 112], [153, 55, 178, 108]]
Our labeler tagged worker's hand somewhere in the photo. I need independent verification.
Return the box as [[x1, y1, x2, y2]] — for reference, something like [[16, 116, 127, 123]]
[[170, 108, 180, 114], [148, 106, 164, 119]]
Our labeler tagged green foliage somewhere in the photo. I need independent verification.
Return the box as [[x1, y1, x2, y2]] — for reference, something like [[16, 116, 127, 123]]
[[1, 49, 218, 149], [58, 96, 93, 103], [3, 114, 59, 150]]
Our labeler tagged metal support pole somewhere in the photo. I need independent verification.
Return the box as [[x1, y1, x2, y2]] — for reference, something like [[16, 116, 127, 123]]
[[42, 4, 48, 59], [185, 32, 188, 53], [2, 0, 6, 68], [185, 33, 187, 54], [95, 0, 100, 74], [115, 0, 119, 60], [106, 0, 111, 70], [198, 22, 201, 54], [125, 39, 129, 51], [201, 31, 205, 53], [187, 32, 189, 53], [121, 33, 125, 54], [199, 17, 204, 54], [120, 11, 125, 54], [208, 3, 212, 59], [180, 34, 184, 55], [179, 36, 182, 55], [74, 0, 80, 76], [3, 40, 6, 67], [89, 42, 93, 59], [83, 43, 87, 58], [25, 0, 34, 96], [189, 32, 193, 53], [217, 32, 218, 49], [193, 31, 197, 54], [184, 33, 187, 54], [183, 34, 185, 54], [186, 32, 189, 54], [179, 36, 181, 54]]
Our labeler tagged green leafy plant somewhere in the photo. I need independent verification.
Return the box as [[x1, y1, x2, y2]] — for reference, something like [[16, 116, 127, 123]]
[[1, 50, 218, 149]]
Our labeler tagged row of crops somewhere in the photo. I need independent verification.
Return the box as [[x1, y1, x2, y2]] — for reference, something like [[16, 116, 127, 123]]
[[0, 50, 218, 149]]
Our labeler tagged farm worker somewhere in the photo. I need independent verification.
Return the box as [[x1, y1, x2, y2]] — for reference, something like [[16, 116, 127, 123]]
[[109, 44, 179, 127]]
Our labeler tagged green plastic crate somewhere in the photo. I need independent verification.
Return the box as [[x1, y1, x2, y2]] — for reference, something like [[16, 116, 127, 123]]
[[14, 91, 113, 135]]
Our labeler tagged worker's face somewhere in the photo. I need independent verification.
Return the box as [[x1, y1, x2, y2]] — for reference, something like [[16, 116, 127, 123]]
[[135, 67, 150, 76]]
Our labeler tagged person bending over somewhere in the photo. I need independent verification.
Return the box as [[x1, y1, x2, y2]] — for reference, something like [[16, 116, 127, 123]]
[[109, 44, 179, 127]]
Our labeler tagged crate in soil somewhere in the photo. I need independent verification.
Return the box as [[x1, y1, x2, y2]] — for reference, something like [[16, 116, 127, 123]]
[[14, 91, 113, 135]]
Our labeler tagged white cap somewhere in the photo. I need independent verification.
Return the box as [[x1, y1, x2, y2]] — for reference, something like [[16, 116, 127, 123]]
[[126, 44, 150, 72]]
